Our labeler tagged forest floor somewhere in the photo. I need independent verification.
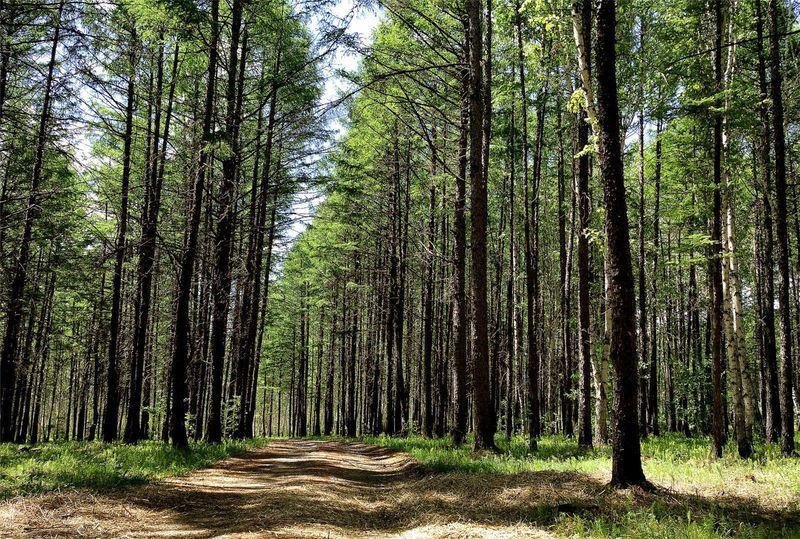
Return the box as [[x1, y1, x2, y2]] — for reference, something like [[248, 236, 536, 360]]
[[1, 437, 800, 538]]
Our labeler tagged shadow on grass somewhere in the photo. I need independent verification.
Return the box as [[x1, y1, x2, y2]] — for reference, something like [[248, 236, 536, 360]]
[[103, 440, 800, 537]]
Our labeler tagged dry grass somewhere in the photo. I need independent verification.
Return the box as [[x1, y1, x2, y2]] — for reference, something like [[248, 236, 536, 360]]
[[1, 438, 799, 538]]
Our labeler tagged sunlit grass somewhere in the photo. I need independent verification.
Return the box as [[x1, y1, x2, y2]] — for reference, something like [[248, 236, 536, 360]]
[[0, 438, 267, 499], [3, 433, 799, 537], [361, 433, 800, 538], [363, 432, 800, 492]]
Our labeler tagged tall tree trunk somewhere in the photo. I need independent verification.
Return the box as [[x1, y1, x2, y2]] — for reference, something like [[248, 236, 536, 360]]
[[636, 19, 650, 438], [312, 309, 324, 436], [324, 291, 336, 436], [768, 0, 794, 456], [206, 0, 243, 443], [422, 163, 436, 438], [451, 43, 469, 446], [468, 0, 495, 452], [648, 119, 662, 436], [515, 0, 538, 451], [719, 0, 753, 458], [709, 0, 726, 459], [346, 262, 358, 437], [575, 0, 593, 450], [103, 25, 137, 442], [170, 0, 219, 449], [754, 0, 780, 443], [393, 155, 409, 433], [594, 0, 646, 487], [297, 286, 309, 437], [384, 139, 399, 435]]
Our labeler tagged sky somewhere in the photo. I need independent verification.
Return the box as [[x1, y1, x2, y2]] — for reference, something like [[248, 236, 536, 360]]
[[283, 0, 381, 244], [319, 0, 382, 134]]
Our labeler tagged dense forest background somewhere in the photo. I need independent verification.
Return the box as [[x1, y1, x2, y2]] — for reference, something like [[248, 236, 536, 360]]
[[0, 0, 799, 489]]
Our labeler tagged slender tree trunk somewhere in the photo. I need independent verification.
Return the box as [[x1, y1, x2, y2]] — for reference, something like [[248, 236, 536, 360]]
[[313, 309, 323, 436], [345, 280, 358, 437], [768, 0, 794, 456], [451, 43, 469, 446], [468, 0, 495, 452], [103, 26, 137, 442], [515, 0, 538, 451], [206, 0, 243, 443], [170, 0, 219, 449], [575, 0, 593, 450], [422, 166, 436, 438], [709, 0, 726, 459], [324, 288, 337, 435], [636, 20, 650, 438], [648, 119, 662, 436]]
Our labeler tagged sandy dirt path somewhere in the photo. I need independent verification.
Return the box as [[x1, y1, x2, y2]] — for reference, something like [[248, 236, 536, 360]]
[[0, 440, 556, 538]]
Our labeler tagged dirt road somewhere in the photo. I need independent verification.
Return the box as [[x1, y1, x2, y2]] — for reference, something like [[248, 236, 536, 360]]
[[0, 440, 555, 538]]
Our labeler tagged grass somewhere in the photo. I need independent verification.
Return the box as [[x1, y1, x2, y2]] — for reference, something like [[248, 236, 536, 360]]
[[3, 433, 800, 537], [0, 437, 266, 499], [361, 433, 800, 538]]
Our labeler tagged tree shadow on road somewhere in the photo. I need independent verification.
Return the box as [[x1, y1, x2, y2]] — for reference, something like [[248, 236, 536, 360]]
[[3, 440, 799, 537]]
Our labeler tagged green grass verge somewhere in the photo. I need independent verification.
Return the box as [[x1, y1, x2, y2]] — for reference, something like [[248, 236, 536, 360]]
[[0, 438, 267, 499], [361, 433, 800, 538]]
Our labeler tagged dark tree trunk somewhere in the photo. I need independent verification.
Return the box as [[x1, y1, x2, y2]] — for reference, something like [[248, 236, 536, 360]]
[[768, 0, 794, 456], [346, 259, 359, 437], [575, 0, 593, 450], [451, 43, 469, 446], [594, 0, 646, 487], [171, 0, 219, 449], [636, 80, 649, 438], [324, 289, 337, 435], [648, 120, 662, 436], [103, 24, 137, 443], [394, 155, 409, 433], [709, 0, 727, 460], [313, 310, 324, 436], [514, 0, 538, 451], [385, 146, 398, 434], [297, 287, 309, 437], [467, 0, 495, 452], [422, 179, 435, 438], [506, 110, 516, 442], [206, 0, 243, 443]]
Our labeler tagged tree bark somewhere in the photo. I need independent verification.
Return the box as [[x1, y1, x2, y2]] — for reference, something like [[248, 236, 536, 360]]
[[451, 40, 469, 446], [103, 24, 137, 442], [206, 0, 244, 443], [709, 0, 726, 459], [575, 0, 593, 450], [768, 0, 794, 456], [467, 0, 495, 452], [170, 0, 219, 449], [594, 0, 646, 487]]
